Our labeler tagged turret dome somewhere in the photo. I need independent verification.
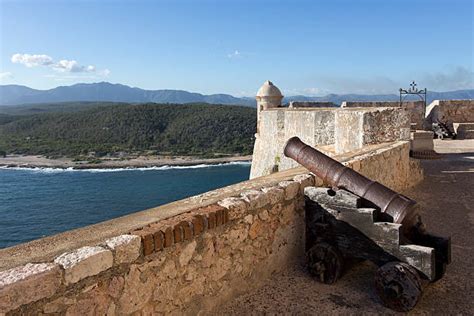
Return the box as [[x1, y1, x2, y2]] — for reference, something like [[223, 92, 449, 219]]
[[256, 80, 283, 98]]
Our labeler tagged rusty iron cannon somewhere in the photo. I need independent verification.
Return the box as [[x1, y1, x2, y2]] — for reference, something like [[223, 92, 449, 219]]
[[284, 136, 451, 312]]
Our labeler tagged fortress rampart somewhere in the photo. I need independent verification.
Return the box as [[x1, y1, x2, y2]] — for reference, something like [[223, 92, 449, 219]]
[[425, 99, 474, 125], [3, 81, 473, 314], [342, 101, 425, 130], [0, 141, 422, 315], [250, 106, 411, 178]]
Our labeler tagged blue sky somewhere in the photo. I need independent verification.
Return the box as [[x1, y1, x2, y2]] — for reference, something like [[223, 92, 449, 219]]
[[0, 0, 473, 96]]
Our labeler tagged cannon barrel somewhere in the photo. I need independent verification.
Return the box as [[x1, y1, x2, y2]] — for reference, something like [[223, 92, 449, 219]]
[[284, 136, 416, 224]]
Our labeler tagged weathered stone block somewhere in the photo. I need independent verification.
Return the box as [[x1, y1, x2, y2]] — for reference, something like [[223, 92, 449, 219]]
[[108, 276, 125, 299], [261, 186, 285, 204], [0, 263, 61, 313], [54, 246, 113, 285], [278, 180, 300, 200], [240, 189, 269, 209], [248, 220, 262, 240], [342, 101, 425, 129], [218, 197, 248, 221], [42, 297, 75, 314], [293, 174, 315, 194], [410, 131, 434, 151], [258, 209, 270, 221], [65, 286, 110, 316], [105, 234, 141, 265], [179, 241, 197, 267], [335, 107, 410, 154], [118, 264, 154, 314]]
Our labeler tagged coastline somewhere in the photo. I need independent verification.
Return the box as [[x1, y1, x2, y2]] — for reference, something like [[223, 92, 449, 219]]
[[0, 155, 252, 170]]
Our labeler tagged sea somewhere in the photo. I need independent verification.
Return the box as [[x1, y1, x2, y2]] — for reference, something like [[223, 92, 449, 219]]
[[0, 162, 251, 249]]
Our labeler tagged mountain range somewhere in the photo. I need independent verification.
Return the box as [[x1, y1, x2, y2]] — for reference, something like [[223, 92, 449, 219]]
[[1, 82, 473, 106]]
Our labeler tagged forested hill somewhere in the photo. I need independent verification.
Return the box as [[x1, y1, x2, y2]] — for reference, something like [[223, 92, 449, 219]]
[[0, 103, 256, 157]]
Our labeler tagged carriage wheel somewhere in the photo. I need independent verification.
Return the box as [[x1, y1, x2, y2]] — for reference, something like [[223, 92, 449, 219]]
[[307, 242, 343, 284], [374, 262, 423, 312]]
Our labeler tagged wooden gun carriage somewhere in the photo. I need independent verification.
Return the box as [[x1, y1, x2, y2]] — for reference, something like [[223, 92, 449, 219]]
[[284, 137, 451, 312]]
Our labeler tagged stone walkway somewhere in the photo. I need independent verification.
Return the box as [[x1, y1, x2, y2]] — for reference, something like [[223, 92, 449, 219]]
[[221, 140, 474, 315]]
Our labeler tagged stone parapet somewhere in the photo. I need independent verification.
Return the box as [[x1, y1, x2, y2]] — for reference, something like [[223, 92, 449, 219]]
[[0, 141, 423, 315], [425, 100, 474, 125], [288, 101, 337, 108], [0, 263, 61, 313], [335, 107, 411, 154], [250, 108, 336, 178], [54, 246, 113, 285], [410, 131, 434, 152], [341, 101, 425, 130], [453, 123, 474, 139]]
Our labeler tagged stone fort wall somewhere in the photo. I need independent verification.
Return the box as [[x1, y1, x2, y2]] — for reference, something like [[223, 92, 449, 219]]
[[250, 107, 411, 178], [425, 99, 474, 124], [0, 141, 422, 315], [342, 101, 425, 130]]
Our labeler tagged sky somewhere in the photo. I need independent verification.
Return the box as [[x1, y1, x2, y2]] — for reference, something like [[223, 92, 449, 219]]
[[0, 0, 473, 96]]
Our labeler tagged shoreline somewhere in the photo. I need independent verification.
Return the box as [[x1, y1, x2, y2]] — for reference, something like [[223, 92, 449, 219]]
[[0, 155, 252, 170]]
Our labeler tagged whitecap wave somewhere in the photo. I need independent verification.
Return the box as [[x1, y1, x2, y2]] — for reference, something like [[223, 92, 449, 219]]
[[0, 161, 251, 173]]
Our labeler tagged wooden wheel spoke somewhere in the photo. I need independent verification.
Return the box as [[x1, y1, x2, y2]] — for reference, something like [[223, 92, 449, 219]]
[[307, 242, 343, 284], [374, 262, 423, 312]]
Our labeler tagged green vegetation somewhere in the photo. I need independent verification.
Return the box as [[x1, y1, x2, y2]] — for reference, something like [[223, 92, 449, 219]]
[[0, 102, 256, 157], [0, 101, 129, 116]]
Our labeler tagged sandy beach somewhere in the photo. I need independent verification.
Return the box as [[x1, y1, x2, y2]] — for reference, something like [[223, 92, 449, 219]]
[[0, 155, 252, 170]]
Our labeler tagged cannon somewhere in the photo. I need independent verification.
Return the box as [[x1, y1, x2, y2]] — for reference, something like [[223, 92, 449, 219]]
[[432, 120, 456, 139], [284, 136, 451, 312]]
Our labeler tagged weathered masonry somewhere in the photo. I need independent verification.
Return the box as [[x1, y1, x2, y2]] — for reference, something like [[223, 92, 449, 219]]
[[0, 140, 422, 315], [250, 82, 411, 178], [1, 80, 471, 315], [250, 82, 474, 179], [342, 101, 425, 130]]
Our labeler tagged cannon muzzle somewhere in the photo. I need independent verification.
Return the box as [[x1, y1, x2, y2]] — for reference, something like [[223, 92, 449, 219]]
[[284, 136, 416, 224]]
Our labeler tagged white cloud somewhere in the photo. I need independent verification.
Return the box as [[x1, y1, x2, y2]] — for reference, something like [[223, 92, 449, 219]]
[[53, 59, 96, 73], [227, 50, 242, 59], [0, 72, 13, 80], [11, 53, 53, 67], [11, 53, 109, 77], [100, 69, 111, 77]]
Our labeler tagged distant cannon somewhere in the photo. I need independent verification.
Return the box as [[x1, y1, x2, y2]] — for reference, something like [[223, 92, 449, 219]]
[[284, 137, 451, 312], [432, 120, 456, 139]]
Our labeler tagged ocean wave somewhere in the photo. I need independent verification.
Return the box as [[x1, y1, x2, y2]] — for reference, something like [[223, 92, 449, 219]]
[[0, 161, 251, 173]]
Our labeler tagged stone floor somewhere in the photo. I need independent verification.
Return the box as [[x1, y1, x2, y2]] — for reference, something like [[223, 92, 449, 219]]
[[221, 139, 474, 315]]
